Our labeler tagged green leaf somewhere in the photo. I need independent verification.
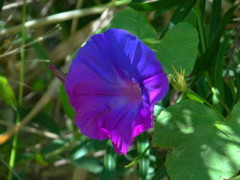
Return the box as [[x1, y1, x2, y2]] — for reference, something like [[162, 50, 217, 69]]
[[101, 141, 117, 180], [235, 72, 240, 104], [208, 0, 222, 42], [167, 0, 197, 29], [160, 0, 196, 38], [213, 35, 230, 104], [154, 23, 199, 74], [0, 0, 3, 12], [18, 107, 60, 134], [41, 139, 67, 155], [103, 8, 157, 43], [182, 9, 197, 27], [70, 139, 107, 161], [0, 75, 17, 108], [59, 84, 75, 120], [137, 133, 150, 180], [195, 0, 207, 53], [129, 0, 182, 11], [72, 157, 103, 174], [153, 100, 240, 180]]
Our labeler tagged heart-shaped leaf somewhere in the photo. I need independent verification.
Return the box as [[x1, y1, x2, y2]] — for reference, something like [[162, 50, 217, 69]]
[[154, 23, 199, 75], [153, 100, 240, 180]]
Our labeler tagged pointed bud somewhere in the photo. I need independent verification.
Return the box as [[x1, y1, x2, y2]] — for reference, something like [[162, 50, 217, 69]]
[[49, 65, 66, 83], [169, 66, 188, 92]]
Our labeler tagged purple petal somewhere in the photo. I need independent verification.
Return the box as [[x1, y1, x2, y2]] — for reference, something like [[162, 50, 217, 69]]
[[65, 28, 169, 155]]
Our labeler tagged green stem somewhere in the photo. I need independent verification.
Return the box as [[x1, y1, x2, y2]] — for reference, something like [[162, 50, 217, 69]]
[[125, 145, 150, 168], [186, 90, 223, 116], [8, 1, 27, 180]]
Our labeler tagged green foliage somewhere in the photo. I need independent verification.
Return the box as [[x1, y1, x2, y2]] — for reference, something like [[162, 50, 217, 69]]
[[59, 84, 75, 120], [208, 0, 221, 42], [0, 0, 3, 12], [192, 4, 237, 77], [137, 133, 150, 180], [129, 0, 182, 11], [153, 100, 240, 180], [166, 0, 197, 30], [104, 8, 157, 43], [0, 75, 17, 108], [155, 23, 199, 74], [19, 107, 60, 134], [212, 35, 230, 108], [101, 141, 117, 180]]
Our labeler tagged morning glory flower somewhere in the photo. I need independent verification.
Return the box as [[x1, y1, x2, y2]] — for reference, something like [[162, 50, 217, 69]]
[[53, 28, 168, 155]]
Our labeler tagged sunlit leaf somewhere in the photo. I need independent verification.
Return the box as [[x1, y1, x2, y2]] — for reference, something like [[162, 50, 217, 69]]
[[153, 100, 240, 180], [0, 75, 17, 108]]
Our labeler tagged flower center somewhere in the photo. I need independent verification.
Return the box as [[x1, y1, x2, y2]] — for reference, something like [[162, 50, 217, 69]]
[[123, 82, 142, 103]]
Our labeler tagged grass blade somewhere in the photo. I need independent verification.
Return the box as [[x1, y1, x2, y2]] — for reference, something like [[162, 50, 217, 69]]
[[0, 0, 3, 12], [235, 71, 240, 104], [161, 0, 196, 37], [192, 4, 238, 78], [195, 0, 207, 52], [0, 76, 17, 109], [209, 0, 222, 42], [170, 0, 196, 27], [213, 35, 230, 105]]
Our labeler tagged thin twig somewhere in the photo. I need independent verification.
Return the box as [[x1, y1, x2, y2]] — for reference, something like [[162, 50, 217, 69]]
[[0, 120, 60, 139], [0, 78, 61, 145], [70, 0, 84, 34], [40, 0, 56, 16], [0, 1, 129, 36], [49, 9, 114, 63], [2, 0, 40, 10], [0, 158, 21, 180], [0, 25, 61, 59]]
